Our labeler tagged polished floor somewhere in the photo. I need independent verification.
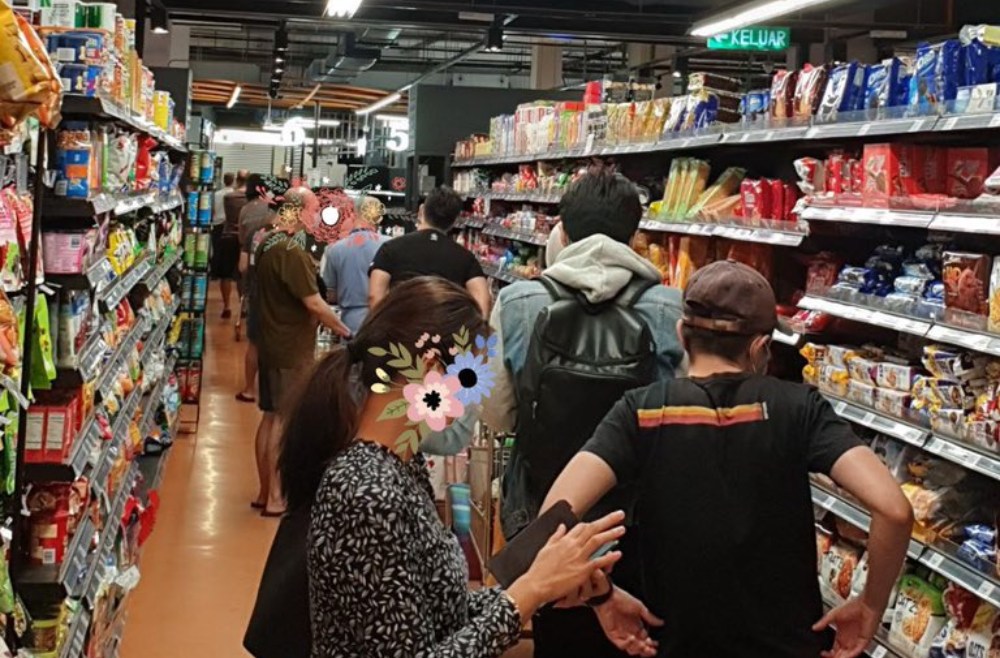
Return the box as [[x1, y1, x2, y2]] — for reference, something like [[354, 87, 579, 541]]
[[120, 290, 534, 657]]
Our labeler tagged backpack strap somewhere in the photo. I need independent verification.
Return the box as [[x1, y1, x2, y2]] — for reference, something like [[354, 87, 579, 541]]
[[614, 277, 658, 310], [538, 275, 576, 303], [539, 274, 657, 312]]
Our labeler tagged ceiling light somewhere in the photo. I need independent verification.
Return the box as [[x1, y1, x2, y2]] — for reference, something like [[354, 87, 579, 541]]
[[375, 114, 408, 124], [275, 55, 285, 63], [216, 128, 306, 147], [326, 0, 363, 18], [226, 85, 242, 109], [691, 0, 837, 37], [274, 66, 285, 74], [275, 29, 288, 52], [150, 1, 169, 34], [485, 23, 503, 52], [672, 70, 682, 79], [356, 92, 402, 116]]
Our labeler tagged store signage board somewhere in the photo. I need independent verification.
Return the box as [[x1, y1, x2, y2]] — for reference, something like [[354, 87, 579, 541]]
[[707, 27, 790, 52]]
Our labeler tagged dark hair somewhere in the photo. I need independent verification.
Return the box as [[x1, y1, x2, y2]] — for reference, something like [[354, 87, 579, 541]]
[[224, 172, 236, 187], [279, 276, 488, 511], [422, 186, 463, 230], [245, 173, 264, 201], [681, 324, 757, 363], [560, 172, 642, 244]]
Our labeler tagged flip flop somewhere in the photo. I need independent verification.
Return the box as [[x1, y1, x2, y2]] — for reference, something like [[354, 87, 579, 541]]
[[235, 393, 256, 403], [251, 501, 265, 510], [261, 509, 285, 518]]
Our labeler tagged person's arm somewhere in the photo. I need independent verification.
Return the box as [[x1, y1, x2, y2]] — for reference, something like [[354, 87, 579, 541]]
[[369, 269, 391, 311], [321, 247, 338, 305], [805, 391, 913, 658], [310, 481, 625, 657], [238, 250, 249, 276], [302, 293, 350, 338], [466, 276, 492, 319], [481, 296, 517, 433]]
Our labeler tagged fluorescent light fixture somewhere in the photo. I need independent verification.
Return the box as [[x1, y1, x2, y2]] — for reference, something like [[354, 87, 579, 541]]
[[216, 127, 307, 147], [485, 23, 503, 52], [375, 114, 408, 124], [672, 70, 682, 79], [355, 92, 402, 116], [691, 0, 836, 37], [275, 55, 285, 63], [326, 0, 363, 18], [263, 117, 342, 131], [150, 2, 169, 34], [226, 85, 242, 109]]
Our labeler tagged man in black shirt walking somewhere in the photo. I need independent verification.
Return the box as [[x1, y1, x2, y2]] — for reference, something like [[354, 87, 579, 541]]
[[369, 186, 491, 317], [543, 260, 914, 658]]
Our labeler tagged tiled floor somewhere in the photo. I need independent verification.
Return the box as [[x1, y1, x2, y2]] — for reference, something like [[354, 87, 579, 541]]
[[120, 292, 535, 657]]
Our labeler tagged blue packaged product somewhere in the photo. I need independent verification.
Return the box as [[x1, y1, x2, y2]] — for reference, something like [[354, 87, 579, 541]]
[[861, 63, 886, 110], [964, 38, 989, 86], [198, 191, 213, 225], [965, 524, 997, 545], [745, 90, 769, 120], [186, 191, 199, 223], [819, 62, 864, 120], [938, 39, 963, 103], [56, 64, 100, 96], [911, 41, 963, 111]]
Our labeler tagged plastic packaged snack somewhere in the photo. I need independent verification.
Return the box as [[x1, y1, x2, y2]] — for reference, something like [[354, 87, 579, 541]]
[[819, 365, 850, 397], [877, 362, 920, 393], [876, 388, 912, 417], [770, 69, 798, 119], [740, 179, 772, 221], [943, 251, 990, 316], [847, 356, 878, 385], [794, 64, 828, 118], [890, 574, 947, 657], [820, 541, 862, 601], [990, 257, 1000, 333], [847, 380, 878, 407], [818, 62, 864, 121], [0, 5, 62, 133], [827, 345, 859, 368], [800, 343, 829, 365]]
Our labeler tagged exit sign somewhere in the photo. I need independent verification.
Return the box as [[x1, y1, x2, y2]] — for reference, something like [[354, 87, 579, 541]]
[[707, 27, 791, 52]]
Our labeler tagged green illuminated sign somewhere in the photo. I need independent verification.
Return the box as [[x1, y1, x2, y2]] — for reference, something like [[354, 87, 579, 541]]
[[706, 27, 791, 52]]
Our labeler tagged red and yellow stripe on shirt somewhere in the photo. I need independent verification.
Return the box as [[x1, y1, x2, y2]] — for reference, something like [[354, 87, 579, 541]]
[[637, 403, 768, 428]]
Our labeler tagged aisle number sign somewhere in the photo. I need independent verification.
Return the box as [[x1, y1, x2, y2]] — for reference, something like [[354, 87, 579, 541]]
[[707, 27, 791, 52]]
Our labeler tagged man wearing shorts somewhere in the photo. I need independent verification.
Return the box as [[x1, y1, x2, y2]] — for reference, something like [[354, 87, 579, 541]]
[[253, 186, 350, 516], [211, 171, 246, 318]]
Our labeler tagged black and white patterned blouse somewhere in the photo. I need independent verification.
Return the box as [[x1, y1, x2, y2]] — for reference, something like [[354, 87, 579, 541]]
[[308, 441, 522, 657]]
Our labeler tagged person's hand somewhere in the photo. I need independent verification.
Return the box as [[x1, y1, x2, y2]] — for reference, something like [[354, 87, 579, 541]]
[[594, 587, 663, 657], [813, 598, 881, 658], [522, 511, 626, 605], [331, 317, 351, 339]]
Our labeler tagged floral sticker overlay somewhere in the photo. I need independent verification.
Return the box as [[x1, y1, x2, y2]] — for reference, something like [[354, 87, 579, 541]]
[[367, 327, 497, 456]]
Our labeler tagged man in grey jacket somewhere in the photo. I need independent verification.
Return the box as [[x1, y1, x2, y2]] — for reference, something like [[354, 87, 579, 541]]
[[482, 171, 685, 658]]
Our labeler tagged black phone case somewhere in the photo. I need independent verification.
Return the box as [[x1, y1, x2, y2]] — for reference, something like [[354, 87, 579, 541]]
[[487, 500, 578, 589]]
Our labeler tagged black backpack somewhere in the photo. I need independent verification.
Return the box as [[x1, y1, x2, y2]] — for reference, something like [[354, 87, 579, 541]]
[[502, 275, 657, 537]]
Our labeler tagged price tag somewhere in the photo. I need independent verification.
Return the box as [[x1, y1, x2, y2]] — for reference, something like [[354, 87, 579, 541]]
[[805, 127, 820, 139], [820, 495, 835, 510], [870, 645, 888, 658], [584, 134, 596, 154], [909, 118, 927, 133], [764, 131, 775, 141], [942, 117, 960, 131], [740, 132, 751, 143], [862, 412, 876, 425], [990, 114, 1000, 128], [857, 123, 872, 137], [926, 552, 945, 569], [977, 581, 997, 599]]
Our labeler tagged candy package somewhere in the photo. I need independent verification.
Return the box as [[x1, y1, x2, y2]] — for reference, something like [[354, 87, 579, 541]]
[[990, 257, 1000, 333], [943, 251, 990, 316], [794, 64, 828, 118], [946, 148, 996, 199], [818, 62, 865, 121], [819, 541, 862, 602], [770, 69, 799, 119], [891, 573, 947, 657]]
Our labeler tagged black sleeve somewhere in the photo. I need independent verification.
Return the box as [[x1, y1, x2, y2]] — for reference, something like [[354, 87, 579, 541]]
[[464, 251, 485, 282], [803, 387, 863, 474], [370, 240, 396, 276], [581, 393, 642, 486]]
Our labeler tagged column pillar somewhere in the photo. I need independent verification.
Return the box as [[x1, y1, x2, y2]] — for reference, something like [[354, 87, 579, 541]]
[[530, 44, 563, 90]]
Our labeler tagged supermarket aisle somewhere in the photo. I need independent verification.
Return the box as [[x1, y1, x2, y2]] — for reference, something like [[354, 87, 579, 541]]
[[120, 293, 276, 658]]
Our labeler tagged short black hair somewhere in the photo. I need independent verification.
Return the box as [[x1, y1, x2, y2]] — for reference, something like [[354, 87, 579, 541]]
[[560, 172, 642, 244], [681, 324, 756, 363], [423, 186, 463, 230], [224, 172, 236, 186], [245, 173, 264, 201]]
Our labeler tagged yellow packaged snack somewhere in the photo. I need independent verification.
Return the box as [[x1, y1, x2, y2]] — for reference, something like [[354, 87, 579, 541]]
[[0, 5, 61, 130], [687, 167, 747, 219], [800, 342, 828, 365], [676, 159, 710, 218]]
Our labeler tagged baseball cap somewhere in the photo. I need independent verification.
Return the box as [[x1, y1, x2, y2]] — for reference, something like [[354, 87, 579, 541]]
[[683, 260, 779, 335]]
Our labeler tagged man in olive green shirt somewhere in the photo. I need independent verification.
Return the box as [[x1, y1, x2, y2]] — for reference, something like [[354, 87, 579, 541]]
[[253, 187, 350, 516]]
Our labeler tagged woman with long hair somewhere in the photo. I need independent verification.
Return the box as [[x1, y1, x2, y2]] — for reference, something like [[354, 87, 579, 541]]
[[272, 276, 625, 657]]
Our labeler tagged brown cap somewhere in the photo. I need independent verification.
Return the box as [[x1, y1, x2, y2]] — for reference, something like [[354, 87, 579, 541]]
[[683, 260, 778, 335]]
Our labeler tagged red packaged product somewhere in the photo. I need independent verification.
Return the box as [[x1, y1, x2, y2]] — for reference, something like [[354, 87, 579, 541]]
[[922, 147, 947, 194], [794, 157, 823, 194], [794, 64, 828, 118], [784, 182, 800, 221], [805, 253, 842, 294], [826, 153, 847, 195], [770, 70, 798, 119], [848, 159, 863, 194], [946, 148, 995, 199], [741, 179, 772, 221], [862, 143, 904, 206], [767, 179, 785, 220], [27, 483, 73, 566]]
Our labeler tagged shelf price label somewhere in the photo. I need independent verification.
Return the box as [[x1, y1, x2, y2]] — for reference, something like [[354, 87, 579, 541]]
[[869, 645, 887, 658]]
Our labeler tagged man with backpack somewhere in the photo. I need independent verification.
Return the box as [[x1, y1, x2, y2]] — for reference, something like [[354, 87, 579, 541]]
[[542, 260, 914, 658], [482, 171, 685, 658]]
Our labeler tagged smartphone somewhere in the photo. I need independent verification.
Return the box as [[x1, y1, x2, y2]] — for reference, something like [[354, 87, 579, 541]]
[[590, 540, 619, 561]]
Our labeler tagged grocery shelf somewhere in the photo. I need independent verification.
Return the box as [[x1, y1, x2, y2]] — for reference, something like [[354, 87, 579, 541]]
[[638, 219, 808, 247], [800, 205, 935, 229], [799, 295, 1000, 358], [463, 191, 564, 204], [823, 394, 1000, 483], [24, 412, 99, 482], [810, 485, 1000, 608], [452, 111, 1000, 168], [101, 256, 153, 311], [83, 462, 138, 607], [95, 316, 149, 399], [799, 295, 932, 337], [823, 395, 929, 447], [454, 217, 487, 231], [801, 204, 1000, 235], [60, 607, 91, 658], [61, 94, 187, 153], [481, 224, 549, 246], [480, 262, 530, 284], [141, 250, 183, 292]]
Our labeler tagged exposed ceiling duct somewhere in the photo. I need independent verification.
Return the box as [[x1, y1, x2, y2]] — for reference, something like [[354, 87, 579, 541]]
[[307, 28, 400, 82]]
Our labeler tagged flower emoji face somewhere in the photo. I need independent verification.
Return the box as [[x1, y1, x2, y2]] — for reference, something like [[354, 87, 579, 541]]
[[402, 371, 465, 432], [446, 351, 495, 406]]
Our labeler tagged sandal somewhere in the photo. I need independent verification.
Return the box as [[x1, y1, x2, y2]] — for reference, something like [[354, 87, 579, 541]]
[[251, 501, 266, 510], [221, 309, 233, 319], [235, 392, 256, 403], [261, 509, 285, 518]]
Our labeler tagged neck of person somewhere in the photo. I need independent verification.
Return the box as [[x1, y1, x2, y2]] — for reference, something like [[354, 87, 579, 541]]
[[686, 354, 748, 379], [355, 392, 418, 462]]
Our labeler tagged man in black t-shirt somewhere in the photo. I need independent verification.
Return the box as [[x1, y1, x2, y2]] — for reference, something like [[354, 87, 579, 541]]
[[543, 260, 914, 658], [368, 186, 490, 317]]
